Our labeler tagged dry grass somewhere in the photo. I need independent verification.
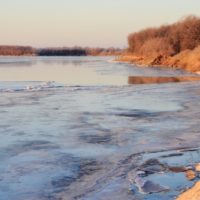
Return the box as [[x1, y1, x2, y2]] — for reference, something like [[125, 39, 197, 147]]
[[167, 46, 200, 72], [117, 46, 200, 73]]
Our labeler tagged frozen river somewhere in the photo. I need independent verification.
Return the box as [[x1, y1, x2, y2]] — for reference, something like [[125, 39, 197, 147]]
[[0, 56, 200, 200]]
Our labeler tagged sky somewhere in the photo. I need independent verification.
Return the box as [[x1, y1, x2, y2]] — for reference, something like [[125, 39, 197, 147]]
[[0, 0, 200, 48]]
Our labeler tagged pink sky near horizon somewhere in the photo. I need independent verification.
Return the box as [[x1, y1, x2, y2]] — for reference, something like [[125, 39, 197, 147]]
[[0, 0, 200, 48]]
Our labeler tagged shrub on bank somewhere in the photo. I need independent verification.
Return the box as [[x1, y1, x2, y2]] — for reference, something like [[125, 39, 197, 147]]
[[128, 16, 200, 57]]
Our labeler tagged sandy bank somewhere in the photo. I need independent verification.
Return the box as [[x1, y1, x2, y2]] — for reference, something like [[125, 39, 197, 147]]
[[117, 46, 200, 73], [176, 181, 200, 200]]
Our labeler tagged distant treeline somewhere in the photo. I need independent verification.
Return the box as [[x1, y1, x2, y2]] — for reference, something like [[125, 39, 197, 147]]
[[0, 46, 35, 56], [0, 46, 122, 56], [128, 16, 200, 57], [86, 47, 122, 56], [37, 48, 87, 56]]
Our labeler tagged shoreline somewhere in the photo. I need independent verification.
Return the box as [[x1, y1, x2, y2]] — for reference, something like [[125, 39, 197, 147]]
[[116, 52, 200, 74]]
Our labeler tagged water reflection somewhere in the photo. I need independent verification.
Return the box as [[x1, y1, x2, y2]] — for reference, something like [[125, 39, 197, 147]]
[[128, 76, 200, 84], [0, 56, 196, 86], [0, 57, 128, 85]]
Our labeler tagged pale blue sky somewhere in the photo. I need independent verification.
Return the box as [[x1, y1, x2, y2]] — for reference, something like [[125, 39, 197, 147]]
[[0, 0, 200, 47]]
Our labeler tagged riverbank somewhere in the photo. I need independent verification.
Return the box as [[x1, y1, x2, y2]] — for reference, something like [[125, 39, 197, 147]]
[[117, 46, 200, 74], [125, 16, 200, 74]]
